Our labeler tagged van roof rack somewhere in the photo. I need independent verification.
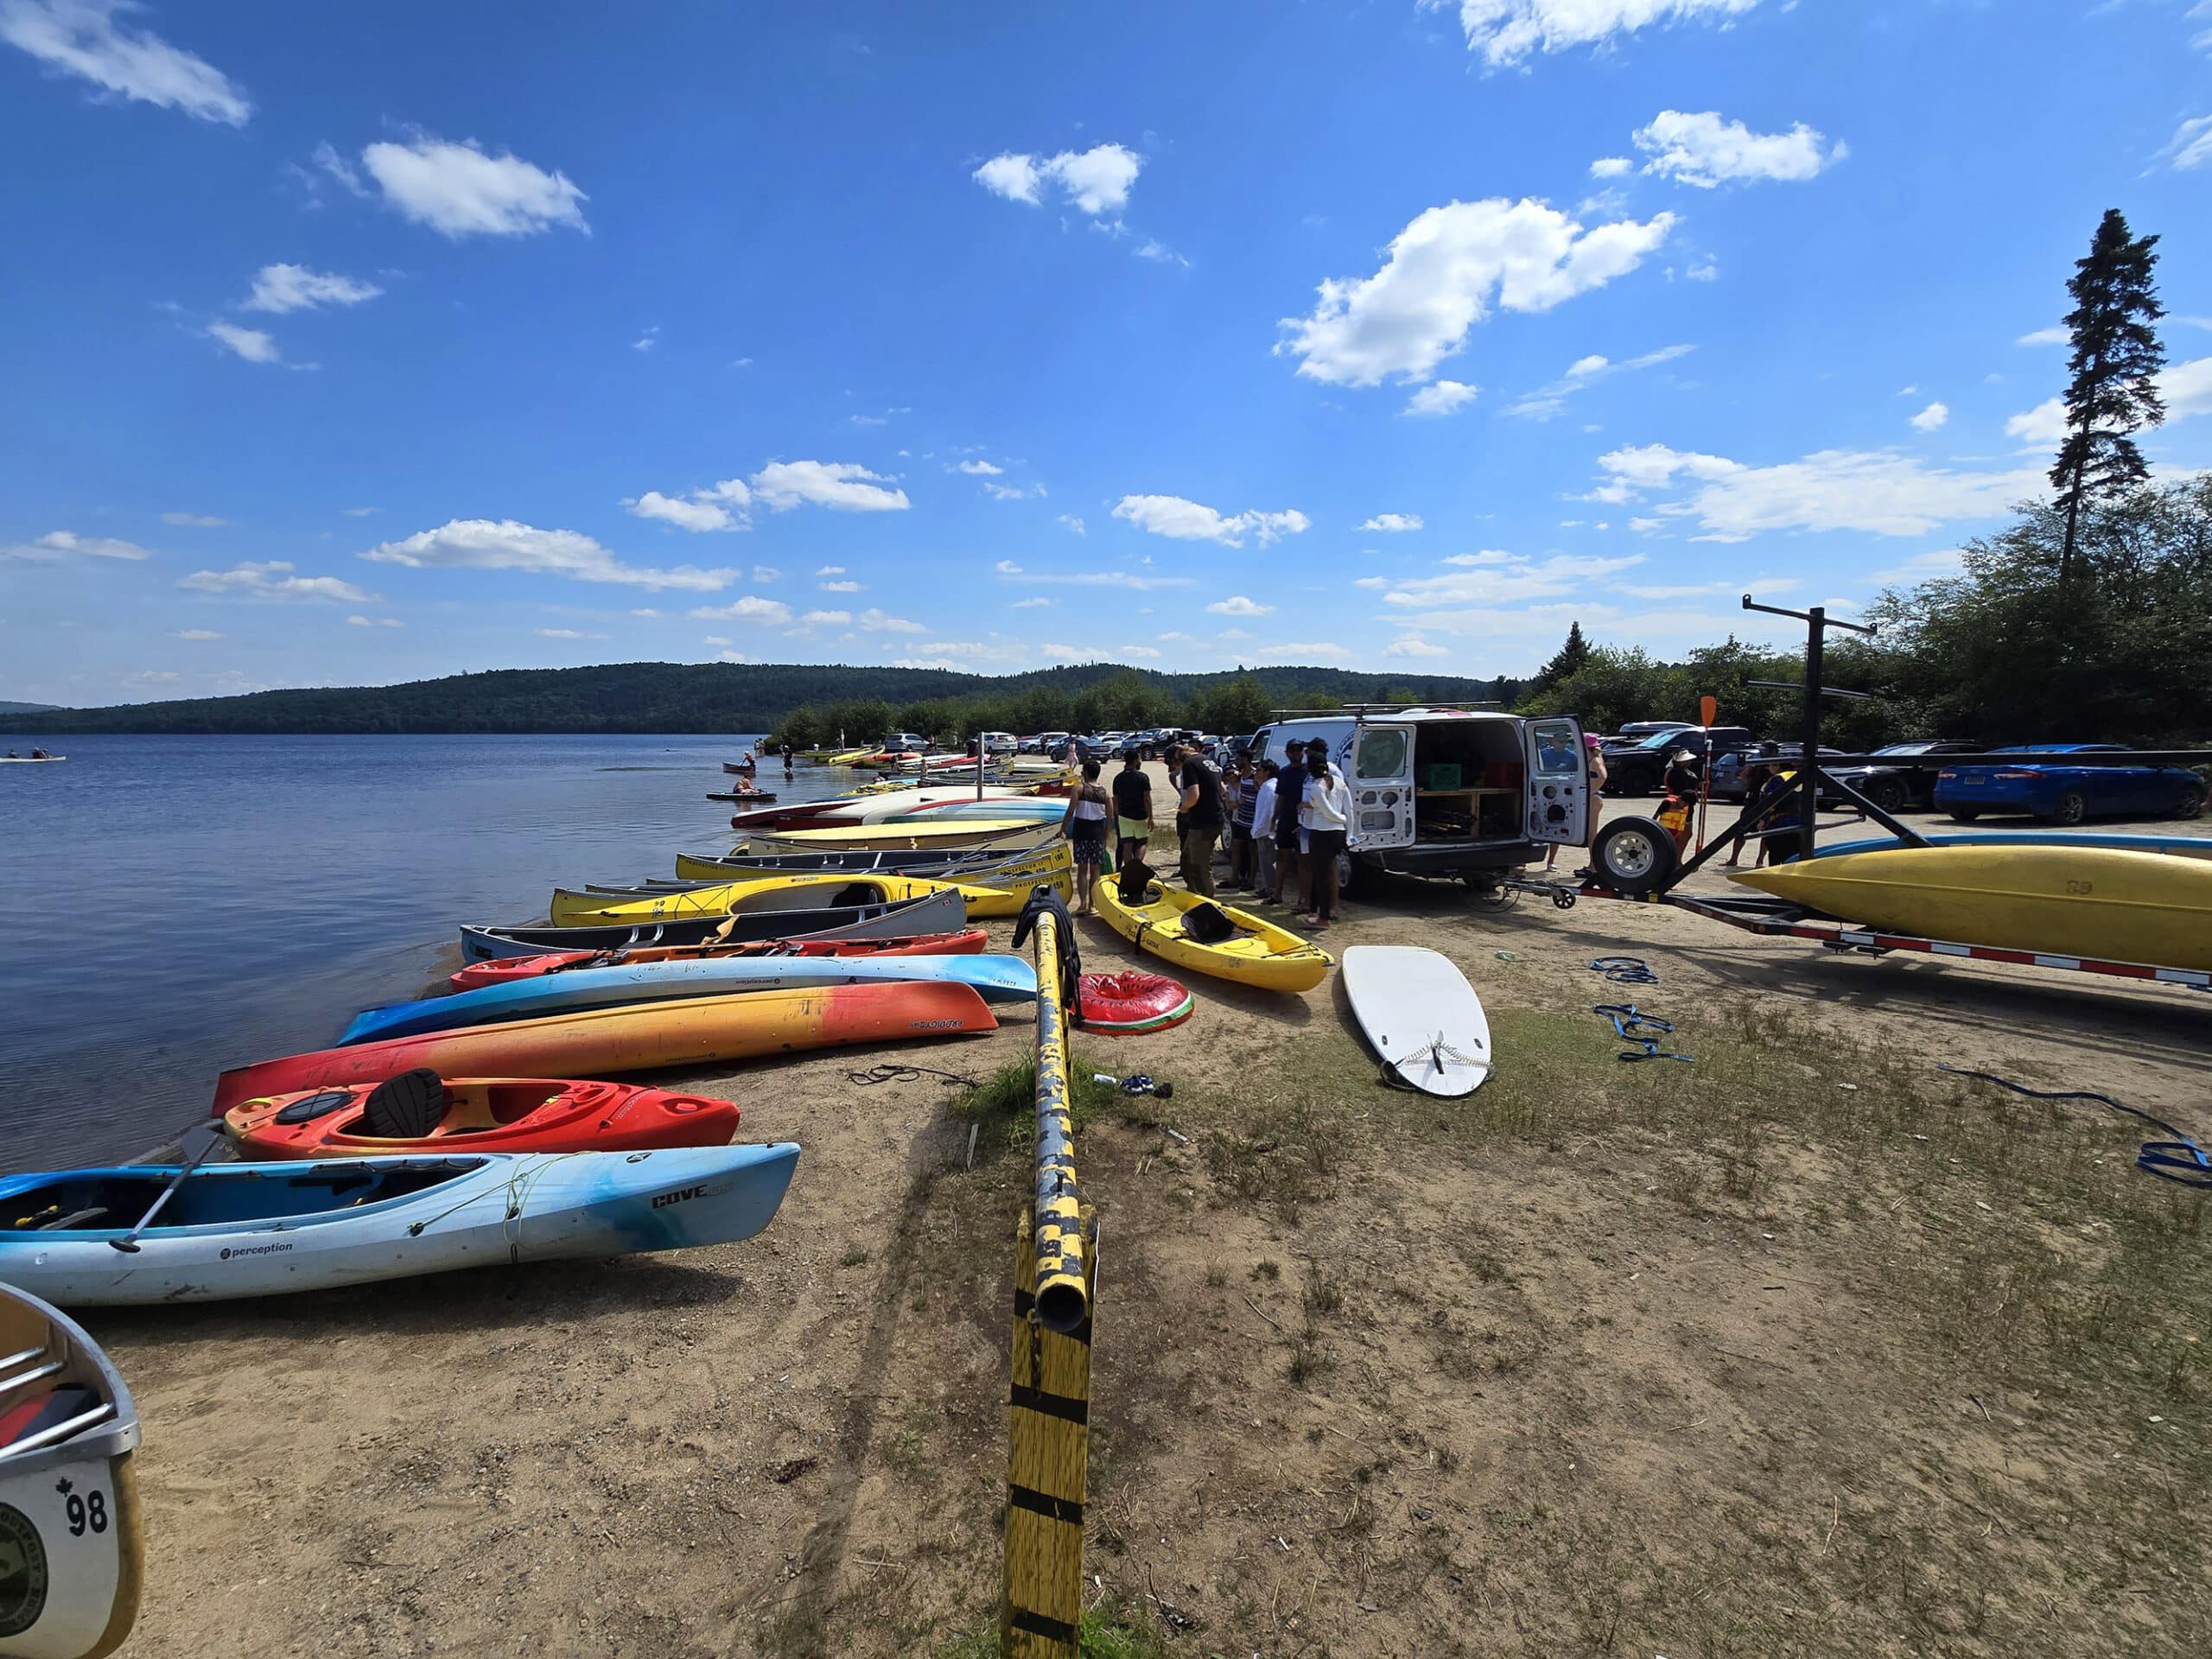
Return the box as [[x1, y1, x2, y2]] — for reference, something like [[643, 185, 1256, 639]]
[[1268, 701, 1505, 718]]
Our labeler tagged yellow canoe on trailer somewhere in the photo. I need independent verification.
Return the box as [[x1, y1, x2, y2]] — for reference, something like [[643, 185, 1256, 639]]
[[1730, 842, 2212, 972], [550, 860, 1071, 927], [1091, 875, 1333, 993]]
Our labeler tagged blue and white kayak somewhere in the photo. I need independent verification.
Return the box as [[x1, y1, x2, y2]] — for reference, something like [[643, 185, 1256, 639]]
[[0, 1145, 800, 1306], [1808, 830, 2212, 861], [340, 953, 1038, 1046], [891, 797, 1072, 823]]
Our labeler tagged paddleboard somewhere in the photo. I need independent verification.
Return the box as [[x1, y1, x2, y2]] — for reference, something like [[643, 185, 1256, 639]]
[[1340, 946, 1490, 1096]]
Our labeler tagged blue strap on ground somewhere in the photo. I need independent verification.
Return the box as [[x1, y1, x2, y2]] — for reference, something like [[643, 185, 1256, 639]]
[[1590, 956, 1659, 985], [1592, 1001, 1694, 1065], [1937, 1065, 2212, 1190]]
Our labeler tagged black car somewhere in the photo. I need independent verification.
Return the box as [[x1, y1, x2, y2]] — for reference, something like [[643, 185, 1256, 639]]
[[1601, 725, 1754, 797], [1826, 740, 1980, 812]]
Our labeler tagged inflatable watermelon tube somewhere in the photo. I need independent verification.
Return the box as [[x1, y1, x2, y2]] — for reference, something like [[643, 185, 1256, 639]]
[[1077, 970, 1194, 1034]]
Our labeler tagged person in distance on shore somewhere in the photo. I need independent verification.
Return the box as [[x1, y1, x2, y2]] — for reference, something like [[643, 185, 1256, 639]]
[[1298, 744, 1352, 930], [1060, 759, 1112, 915], [1111, 747, 1152, 872], [1249, 760, 1280, 902], [1168, 741, 1224, 897], [1270, 739, 1306, 906]]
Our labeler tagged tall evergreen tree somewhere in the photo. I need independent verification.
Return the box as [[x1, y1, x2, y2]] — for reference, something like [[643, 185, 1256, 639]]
[[2051, 209, 2167, 578], [1529, 620, 1591, 695]]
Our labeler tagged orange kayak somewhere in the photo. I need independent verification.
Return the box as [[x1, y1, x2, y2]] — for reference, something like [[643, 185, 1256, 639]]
[[224, 1077, 741, 1159], [213, 981, 997, 1113], [446, 928, 987, 993]]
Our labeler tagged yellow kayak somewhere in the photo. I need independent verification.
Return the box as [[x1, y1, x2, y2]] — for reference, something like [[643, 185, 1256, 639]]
[[741, 819, 1052, 852], [550, 861, 1071, 926], [1730, 843, 2212, 970], [1091, 875, 1333, 993]]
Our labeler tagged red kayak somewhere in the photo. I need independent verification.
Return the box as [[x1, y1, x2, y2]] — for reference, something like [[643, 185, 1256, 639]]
[[446, 928, 988, 992], [222, 1074, 741, 1159]]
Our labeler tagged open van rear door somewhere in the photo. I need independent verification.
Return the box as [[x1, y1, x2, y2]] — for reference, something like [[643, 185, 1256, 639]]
[[1348, 723, 1415, 851], [1522, 717, 1589, 847]]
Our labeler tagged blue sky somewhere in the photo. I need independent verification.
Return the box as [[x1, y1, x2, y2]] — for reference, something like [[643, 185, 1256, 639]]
[[3, 0, 2210, 707]]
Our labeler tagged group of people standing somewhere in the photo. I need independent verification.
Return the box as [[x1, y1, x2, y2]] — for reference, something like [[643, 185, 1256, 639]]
[[1057, 739, 1353, 931]]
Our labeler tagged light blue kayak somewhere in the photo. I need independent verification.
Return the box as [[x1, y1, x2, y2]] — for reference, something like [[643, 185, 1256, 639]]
[[340, 952, 1038, 1046], [895, 797, 1072, 823], [1808, 830, 2211, 862], [0, 1144, 799, 1306]]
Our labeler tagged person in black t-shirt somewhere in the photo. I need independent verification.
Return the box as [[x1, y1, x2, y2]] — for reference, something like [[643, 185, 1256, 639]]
[[1270, 738, 1306, 906], [1110, 748, 1153, 871], [1168, 742, 1224, 897]]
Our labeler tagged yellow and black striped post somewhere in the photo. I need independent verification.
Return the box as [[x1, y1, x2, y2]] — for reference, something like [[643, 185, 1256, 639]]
[[1002, 903, 1095, 1658]]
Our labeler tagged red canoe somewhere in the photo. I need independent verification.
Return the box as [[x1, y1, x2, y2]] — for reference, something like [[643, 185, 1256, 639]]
[[213, 981, 998, 1113], [223, 1076, 741, 1159], [446, 928, 987, 993]]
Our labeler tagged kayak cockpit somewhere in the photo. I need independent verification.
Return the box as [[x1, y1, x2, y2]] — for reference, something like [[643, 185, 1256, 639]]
[[2, 1160, 492, 1234]]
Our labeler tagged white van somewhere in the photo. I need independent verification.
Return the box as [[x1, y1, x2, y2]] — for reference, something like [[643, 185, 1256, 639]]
[[1249, 707, 1591, 888]]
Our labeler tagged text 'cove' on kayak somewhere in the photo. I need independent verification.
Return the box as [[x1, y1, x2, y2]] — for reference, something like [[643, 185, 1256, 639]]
[[1728, 842, 2212, 971], [0, 1144, 800, 1306], [457, 890, 968, 963], [213, 980, 999, 1112], [339, 951, 1039, 1046], [224, 1075, 742, 1159]]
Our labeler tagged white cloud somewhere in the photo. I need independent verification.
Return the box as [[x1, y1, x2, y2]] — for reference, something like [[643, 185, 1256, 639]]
[[1135, 238, 1187, 267], [1206, 595, 1275, 617], [1057, 514, 1087, 536], [1589, 156, 1633, 179], [2155, 113, 2212, 172], [1121, 645, 1163, 659], [359, 132, 588, 238], [1249, 641, 1351, 661], [1111, 495, 1311, 547], [180, 560, 372, 602], [700, 634, 730, 646], [205, 321, 307, 367], [1909, 402, 1949, 433], [1385, 635, 1452, 658], [1430, 0, 1764, 68], [1631, 111, 1843, 188], [1011, 596, 1051, 608], [1002, 567, 1195, 591], [1506, 343, 1693, 420], [535, 627, 598, 639], [0, 0, 251, 124], [172, 627, 221, 639], [798, 608, 850, 626], [859, 608, 925, 633], [750, 461, 909, 512], [365, 519, 739, 591], [983, 482, 1043, 500], [1685, 260, 1719, 283], [1281, 196, 1674, 387], [2016, 327, 2069, 347], [1, 529, 152, 562], [1404, 379, 1478, 418], [1360, 513, 1425, 532], [689, 596, 794, 625], [974, 143, 1141, 215], [1592, 445, 2044, 539], [346, 614, 403, 629], [956, 459, 1004, 476], [713, 649, 753, 664], [242, 264, 381, 314], [630, 607, 661, 619], [2003, 358, 2212, 449], [816, 564, 845, 575], [341, 505, 378, 517], [750, 564, 780, 583], [305, 140, 367, 198], [1872, 548, 1966, 582], [626, 479, 752, 533], [2005, 398, 2065, 447], [160, 511, 225, 527], [819, 579, 862, 593], [995, 560, 1023, 575], [1382, 551, 1644, 607]]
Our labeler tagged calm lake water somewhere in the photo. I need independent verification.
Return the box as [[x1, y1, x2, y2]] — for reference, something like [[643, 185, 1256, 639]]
[[0, 734, 852, 1171]]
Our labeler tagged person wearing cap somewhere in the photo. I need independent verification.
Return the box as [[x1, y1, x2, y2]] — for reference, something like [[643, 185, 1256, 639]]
[[1547, 731, 1609, 873]]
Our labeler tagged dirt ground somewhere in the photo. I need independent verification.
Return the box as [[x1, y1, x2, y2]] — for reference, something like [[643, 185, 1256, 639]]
[[92, 775, 2212, 1657]]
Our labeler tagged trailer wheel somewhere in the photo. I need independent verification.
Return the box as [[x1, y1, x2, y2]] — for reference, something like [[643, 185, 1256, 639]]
[[1590, 817, 1678, 897]]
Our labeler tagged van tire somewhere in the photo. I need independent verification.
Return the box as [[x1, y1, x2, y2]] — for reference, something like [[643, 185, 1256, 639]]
[[1590, 817, 1678, 897]]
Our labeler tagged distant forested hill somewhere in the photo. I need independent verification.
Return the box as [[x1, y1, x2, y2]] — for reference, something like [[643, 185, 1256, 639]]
[[0, 701, 59, 715], [8, 661, 1510, 734]]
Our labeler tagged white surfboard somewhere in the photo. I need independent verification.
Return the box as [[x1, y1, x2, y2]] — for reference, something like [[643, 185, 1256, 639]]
[[1340, 946, 1491, 1096]]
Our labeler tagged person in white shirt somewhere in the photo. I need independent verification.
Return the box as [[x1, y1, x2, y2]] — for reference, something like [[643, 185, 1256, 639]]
[[1249, 760, 1279, 905], [1297, 748, 1353, 929]]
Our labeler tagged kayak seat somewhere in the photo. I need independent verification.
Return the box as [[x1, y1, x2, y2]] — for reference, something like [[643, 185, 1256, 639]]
[[1180, 903, 1239, 945], [38, 1207, 107, 1230], [359, 1069, 445, 1139], [831, 882, 878, 909]]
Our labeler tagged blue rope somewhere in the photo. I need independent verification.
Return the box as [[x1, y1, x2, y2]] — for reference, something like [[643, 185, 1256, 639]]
[[1590, 956, 1659, 985], [1592, 1002, 1694, 1065], [1937, 1065, 2212, 1190]]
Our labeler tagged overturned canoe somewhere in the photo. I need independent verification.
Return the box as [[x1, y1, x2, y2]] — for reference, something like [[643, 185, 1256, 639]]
[[214, 980, 998, 1112], [458, 890, 966, 963]]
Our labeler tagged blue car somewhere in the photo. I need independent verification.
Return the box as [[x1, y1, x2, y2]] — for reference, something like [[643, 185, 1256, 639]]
[[1933, 745, 2207, 825]]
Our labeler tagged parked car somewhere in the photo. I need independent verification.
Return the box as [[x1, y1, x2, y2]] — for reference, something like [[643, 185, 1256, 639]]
[[1934, 745, 2207, 824], [1708, 745, 1853, 805], [977, 730, 1018, 755], [1609, 721, 1695, 744], [1601, 725, 1754, 797], [1825, 740, 1980, 811]]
